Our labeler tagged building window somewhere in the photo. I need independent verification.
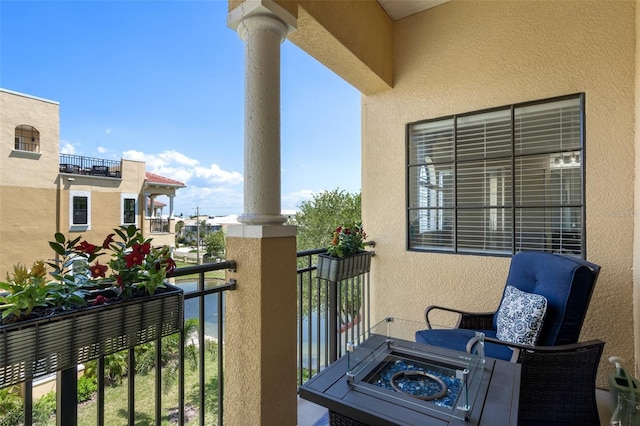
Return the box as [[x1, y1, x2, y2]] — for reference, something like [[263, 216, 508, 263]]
[[70, 190, 91, 229], [122, 194, 137, 225], [14, 125, 40, 152], [407, 94, 585, 257]]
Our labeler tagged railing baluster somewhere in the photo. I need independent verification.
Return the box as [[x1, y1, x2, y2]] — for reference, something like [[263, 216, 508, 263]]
[[97, 357, 105, 426], [218, 289, 225, 426], [198, 267, 205, 426], [179, 327, 185, 426], [155, 338, 162, 425], [127, 348, 135, 425], [57, 367, 77, 426], [23, 380, 32, 426]]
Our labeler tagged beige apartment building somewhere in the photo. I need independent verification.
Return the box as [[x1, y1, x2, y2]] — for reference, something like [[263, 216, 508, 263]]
[[0, 89, 185, 277]]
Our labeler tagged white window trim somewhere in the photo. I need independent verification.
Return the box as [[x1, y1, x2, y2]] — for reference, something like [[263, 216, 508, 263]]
[[121, 193, 138, 226], [70, 190, 91, 231]]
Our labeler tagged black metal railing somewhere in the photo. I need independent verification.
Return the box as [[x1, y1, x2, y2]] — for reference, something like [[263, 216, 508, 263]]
[[296, 246, 373, 386], [149, 217, 170, 233], [59, 154, 122, 178], [11, 261, 235, 426], [168, 261, 236, 426], [4, 248, 373, 423], [14, 140, 39, 153]]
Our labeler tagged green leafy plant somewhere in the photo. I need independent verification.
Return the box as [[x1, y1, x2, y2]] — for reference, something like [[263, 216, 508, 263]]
[[0, 385, 23, 419], [326, 223, 367, 258], [0, 225, 176, 323], [33, 390, 56, 422], [49, 224, 176, 299], [77, 375, 97, 402], [0, 262, 53, 320]]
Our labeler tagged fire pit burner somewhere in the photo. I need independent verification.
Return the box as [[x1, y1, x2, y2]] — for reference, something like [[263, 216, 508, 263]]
[[390, 370, 448, 401]]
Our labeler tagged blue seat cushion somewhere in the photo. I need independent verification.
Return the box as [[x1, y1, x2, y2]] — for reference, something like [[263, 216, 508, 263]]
[[415, 328, 514, 361]]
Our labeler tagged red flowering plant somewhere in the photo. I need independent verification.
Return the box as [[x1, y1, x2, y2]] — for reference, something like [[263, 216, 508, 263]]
[[0, 225, 175, 323], [49, 225, 176, 302], [326, 223, 367, 258]]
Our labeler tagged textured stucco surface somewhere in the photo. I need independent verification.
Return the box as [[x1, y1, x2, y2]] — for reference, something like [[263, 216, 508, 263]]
[[359, 1, 636, 386], [0, 90, 150, 276], [636, 0, 640, 381], [280, 0, 394, 94], [224, 233, 297, 425]]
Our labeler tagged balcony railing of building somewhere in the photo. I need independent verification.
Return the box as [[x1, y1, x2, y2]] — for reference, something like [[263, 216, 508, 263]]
[[59, 154, 122, 178], [149, 217, 170, 233], [5, 261, 236, 426], [14, 140, 40, 153], [3, 248, 373, 424], [296, 245, 374, 386]]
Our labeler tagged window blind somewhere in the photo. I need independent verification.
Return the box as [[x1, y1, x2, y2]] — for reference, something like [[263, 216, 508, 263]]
[[407, 94, 584, 257]]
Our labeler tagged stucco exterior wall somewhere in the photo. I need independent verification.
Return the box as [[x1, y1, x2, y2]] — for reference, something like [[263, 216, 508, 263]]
[[635, 0, 640, 380], [57, 159, 146, 243], [0, 89, 59, 188], [362, 1, 636, 384], [0, 90, 60, 273], [0, 88, 152, 276]]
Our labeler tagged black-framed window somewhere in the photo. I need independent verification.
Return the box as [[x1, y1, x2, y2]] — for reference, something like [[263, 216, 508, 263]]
[[14, 124, 40, 152], [407, 94, 585, 257], [73, 196, 88, 225], [123, 198, 136, 224]]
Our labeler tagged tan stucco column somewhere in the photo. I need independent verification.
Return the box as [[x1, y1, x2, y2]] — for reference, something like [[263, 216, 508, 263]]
[[225, 226, 297, 425], [226, 2, 298, 425]]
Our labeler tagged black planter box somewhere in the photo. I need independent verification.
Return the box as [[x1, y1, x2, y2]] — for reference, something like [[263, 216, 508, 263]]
[[317, 251, 373, 282], [0, 283, 183, 387]]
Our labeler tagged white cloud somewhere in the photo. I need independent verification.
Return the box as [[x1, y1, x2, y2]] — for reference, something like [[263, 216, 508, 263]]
[[194, 164, 243, 184], [60, 141, 76, 155], [158, 150, 199, 167], [97, 146, 107, 154], [282, 189, 316, 210], [120, 149, 244, 214], [121, 150, 147, 162], [122, 149, 242, 186], [105, 128, 112, 135], [151, 166, 193, 184]]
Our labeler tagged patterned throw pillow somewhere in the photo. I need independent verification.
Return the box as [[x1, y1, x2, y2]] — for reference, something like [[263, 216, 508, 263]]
[[496, 285, 548, 346]]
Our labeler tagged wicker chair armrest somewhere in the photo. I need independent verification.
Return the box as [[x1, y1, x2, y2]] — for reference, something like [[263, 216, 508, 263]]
[[424, 305, 495, 330], [482, 336, 605, 363]]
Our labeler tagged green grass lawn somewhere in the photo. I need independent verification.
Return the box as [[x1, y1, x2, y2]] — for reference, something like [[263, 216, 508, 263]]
[[75, 348, 220, 426], [173, 261, 226, 284], [21, 334, 220, 426]]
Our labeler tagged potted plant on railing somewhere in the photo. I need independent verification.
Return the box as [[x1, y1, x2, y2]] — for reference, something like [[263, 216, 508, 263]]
[[0, 225, 184, 388], [317, 223, 372, 282]]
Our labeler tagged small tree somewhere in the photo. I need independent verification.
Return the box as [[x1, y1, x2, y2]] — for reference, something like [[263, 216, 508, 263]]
[[291, 189, 363, 320], [175, 220, 184, 245], [291, 188, 361, 251], [204, 230, 225, 259]]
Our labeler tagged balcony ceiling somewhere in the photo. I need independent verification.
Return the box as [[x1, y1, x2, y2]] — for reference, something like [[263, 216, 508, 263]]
[[377, 0, 449, 20]]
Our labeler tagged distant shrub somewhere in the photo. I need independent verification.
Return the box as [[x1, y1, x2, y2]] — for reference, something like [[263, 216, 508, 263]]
[[33, 391, 56, 423], [77, 375, 97, 402]]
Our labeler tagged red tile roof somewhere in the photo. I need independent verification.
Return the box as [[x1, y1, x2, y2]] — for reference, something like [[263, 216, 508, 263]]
[[145, 172, 186, 188], [146, 198, 167, 207]]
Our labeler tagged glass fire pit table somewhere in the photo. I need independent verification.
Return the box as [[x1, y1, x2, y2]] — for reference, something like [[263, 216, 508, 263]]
[[299, 317, 521, 425]]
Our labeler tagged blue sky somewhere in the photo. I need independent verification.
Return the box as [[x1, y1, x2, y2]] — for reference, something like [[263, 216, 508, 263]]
[[0, 0, 361, 217]]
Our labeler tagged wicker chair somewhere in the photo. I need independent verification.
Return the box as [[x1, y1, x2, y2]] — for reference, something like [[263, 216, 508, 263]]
[[416, 252, 601, 361], [510, 339, 605, 425], [414, 251, 603, 425]]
